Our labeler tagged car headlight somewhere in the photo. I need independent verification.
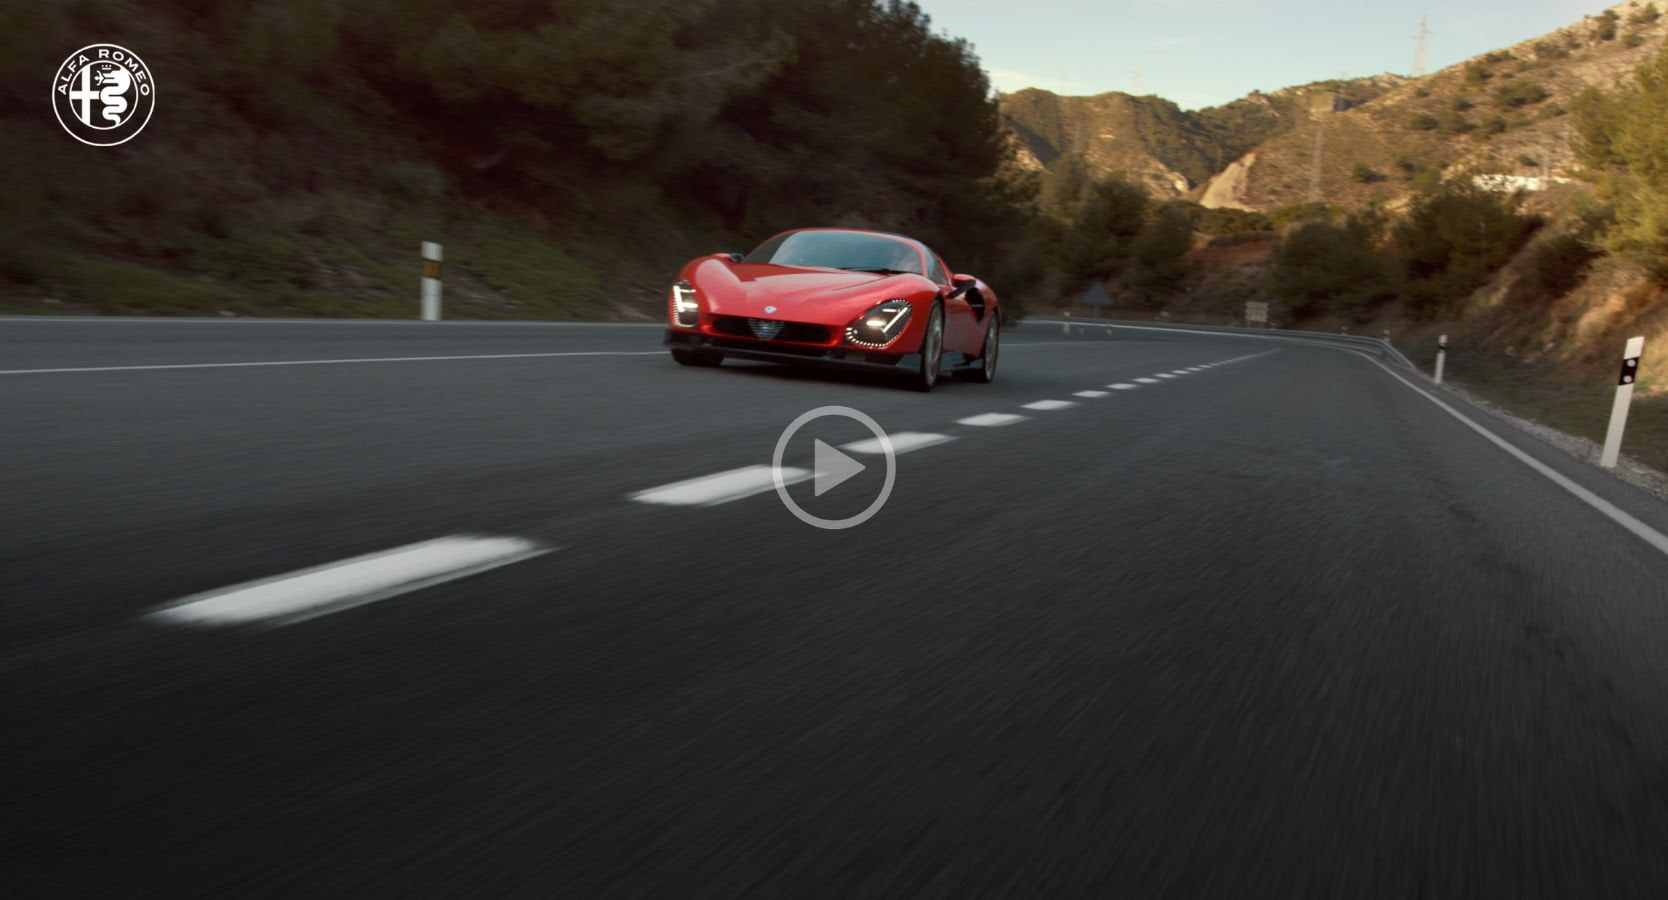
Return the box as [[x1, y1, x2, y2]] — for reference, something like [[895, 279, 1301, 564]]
[[670, 280, 700, 327], [845, 300, 912, 347]]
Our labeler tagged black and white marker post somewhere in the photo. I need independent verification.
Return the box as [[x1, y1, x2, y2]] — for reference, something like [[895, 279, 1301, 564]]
[[1600, 335, 1646, 469], [420, 241, 443, 321], [1434, 333, 1447, 385]]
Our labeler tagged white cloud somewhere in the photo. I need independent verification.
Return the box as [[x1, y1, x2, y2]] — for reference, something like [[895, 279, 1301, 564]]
[[987, 67, 1093, 95]]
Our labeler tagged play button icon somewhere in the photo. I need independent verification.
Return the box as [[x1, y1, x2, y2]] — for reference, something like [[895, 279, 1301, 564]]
[[813, 439, 866, 497], [772, 406, 898, 530]]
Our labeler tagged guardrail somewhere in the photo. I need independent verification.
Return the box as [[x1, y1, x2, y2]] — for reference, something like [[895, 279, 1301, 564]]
[[1026, 316, 1416, 369]]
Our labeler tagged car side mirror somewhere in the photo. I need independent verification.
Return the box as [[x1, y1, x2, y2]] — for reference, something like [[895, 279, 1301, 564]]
[[951, 274, 976, 286], [724, 252, 744, 263]]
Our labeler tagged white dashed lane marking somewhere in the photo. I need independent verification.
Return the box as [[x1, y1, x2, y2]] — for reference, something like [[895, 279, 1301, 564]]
[[958, 412, 1027, 427], [1073, 390, 1109, 398], [1022, 400, 1077, 411], [1135, 377, 1160, 384], [148, 536, 551, 627], [845, 432, 953, 455], [632, 465, 808, 507], [1109, 383, 1137, 390], [1156, 373, 1177, 379]]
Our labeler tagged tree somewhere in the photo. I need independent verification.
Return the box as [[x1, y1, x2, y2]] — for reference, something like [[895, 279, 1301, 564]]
[[1393, 179, 1540, 316], [1127, 204, 1195, 294], [1574, 43, 1668, 271], [1269, 217, 1395, 321], [1054, 175, 1149, 286]]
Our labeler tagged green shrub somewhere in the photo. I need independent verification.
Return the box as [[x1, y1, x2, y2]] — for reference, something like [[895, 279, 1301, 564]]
[[1495, 81, 1551, 108], [1453, 97, 1475, 111], [1269, 202, 1334, 225], [1466, 63, 1494, 83], [1531, 233, 1602, 294], [1410, 114, 1441, 130], [1414, 87, 1432, 98], [1631, 3, 1661, 25], [1351, 162, 1383, 183], [1195, 206, 1274, 235], [1593, 9, 1620, 41], [1441, 113, 1476, 134], [1518, 154, 1540, 167], [1625, 32, 1646, 49], [1535, 40, 1571, 60]]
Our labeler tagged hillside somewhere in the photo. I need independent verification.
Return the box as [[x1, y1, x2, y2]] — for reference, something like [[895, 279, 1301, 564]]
[[0, 0, 1040, 320], [1197, 1, 1668, 211], [1000, 77, 1406, 199]]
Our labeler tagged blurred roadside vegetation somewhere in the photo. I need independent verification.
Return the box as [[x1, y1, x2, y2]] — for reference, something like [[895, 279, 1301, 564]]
[[0, 0, 1049, 319]]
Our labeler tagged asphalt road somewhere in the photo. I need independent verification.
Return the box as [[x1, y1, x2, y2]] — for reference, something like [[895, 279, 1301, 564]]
[[5, 315, 1668, 897]]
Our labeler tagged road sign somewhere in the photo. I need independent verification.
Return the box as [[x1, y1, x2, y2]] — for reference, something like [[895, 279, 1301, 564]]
[[1081, 281, 1113, 309], [1245, 301, 1268, 325]]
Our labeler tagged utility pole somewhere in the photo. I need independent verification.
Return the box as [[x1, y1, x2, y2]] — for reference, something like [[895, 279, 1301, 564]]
[[1413, 16, 1432, 77], [1307, 77, 1343, 204], [1132, 69, 1142, 95]]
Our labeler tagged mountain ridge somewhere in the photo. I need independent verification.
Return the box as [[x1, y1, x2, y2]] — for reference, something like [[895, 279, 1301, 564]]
[[1001, 1, 1668, 212]]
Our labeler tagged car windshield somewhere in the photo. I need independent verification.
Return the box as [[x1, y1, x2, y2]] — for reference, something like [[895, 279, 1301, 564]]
[[744, 231, 924, 275]]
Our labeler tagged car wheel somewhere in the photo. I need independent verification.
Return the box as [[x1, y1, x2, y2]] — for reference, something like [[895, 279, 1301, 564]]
[[965, 315, 999, 384], [671, 348, 723, 367], [907, 302, 944, 392]]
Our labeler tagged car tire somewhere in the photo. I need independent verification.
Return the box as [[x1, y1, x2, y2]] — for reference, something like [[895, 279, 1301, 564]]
[[964, 315, 999, 384], [671, 348, 723, 367], [907, 302, 945, 392]]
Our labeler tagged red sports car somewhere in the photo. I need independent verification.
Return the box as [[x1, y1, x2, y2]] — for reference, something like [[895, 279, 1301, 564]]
[[663, 228, 1000, 391]]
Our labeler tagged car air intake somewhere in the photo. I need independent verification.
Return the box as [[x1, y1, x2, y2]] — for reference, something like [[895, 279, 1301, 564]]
[[710, 316, 830, 343]]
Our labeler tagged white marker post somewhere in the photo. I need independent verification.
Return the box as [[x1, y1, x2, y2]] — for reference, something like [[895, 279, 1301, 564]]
[[1063, 310, 1071, 334], [420, 241, 443, 321], [1600, 336, 1646, 469], [1434, 334, 1447, 385]]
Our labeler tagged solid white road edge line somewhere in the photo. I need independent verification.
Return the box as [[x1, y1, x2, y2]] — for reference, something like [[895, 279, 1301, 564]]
[[958, 412, 1028, 427], [0, 351, 666, 375], [1022, 399, 1077, 410], [148, 536, 551, 627], [632, 465, 809, 507], [845, 432, 953, 455], [1372, 360, 1668, 558]]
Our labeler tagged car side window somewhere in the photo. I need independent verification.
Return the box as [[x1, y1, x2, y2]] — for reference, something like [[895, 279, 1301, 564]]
[[926, 255, 948, 285]]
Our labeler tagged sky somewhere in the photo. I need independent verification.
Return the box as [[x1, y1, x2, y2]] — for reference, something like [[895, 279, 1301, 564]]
[[917, 0, 1612, 109]]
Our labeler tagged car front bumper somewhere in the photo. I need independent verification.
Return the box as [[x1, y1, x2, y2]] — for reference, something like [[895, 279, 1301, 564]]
[[664, 329, 921, 373]]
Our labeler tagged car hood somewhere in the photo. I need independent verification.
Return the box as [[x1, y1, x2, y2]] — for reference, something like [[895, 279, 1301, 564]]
[[688, 261, 924, 325]]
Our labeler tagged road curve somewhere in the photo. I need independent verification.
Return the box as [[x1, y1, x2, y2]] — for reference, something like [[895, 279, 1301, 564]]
[[4, 316, 1668, 896]]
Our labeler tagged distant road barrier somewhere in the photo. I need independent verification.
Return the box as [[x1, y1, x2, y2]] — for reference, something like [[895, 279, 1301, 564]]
[[1027, 316, 1416, 369]]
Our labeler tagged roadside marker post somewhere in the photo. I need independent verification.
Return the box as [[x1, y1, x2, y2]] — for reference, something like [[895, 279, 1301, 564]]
[[1600, 336, 1646, 469], [420, 242, 443, 321], [1435, 334, 1447, 385]]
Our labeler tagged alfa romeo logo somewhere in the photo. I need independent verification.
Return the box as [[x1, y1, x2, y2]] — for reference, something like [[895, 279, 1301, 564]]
[[52, 44, 155, 146]]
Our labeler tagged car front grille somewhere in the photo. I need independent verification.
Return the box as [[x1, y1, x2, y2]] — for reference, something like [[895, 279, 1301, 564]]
[[710, 316, 830, 343]]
